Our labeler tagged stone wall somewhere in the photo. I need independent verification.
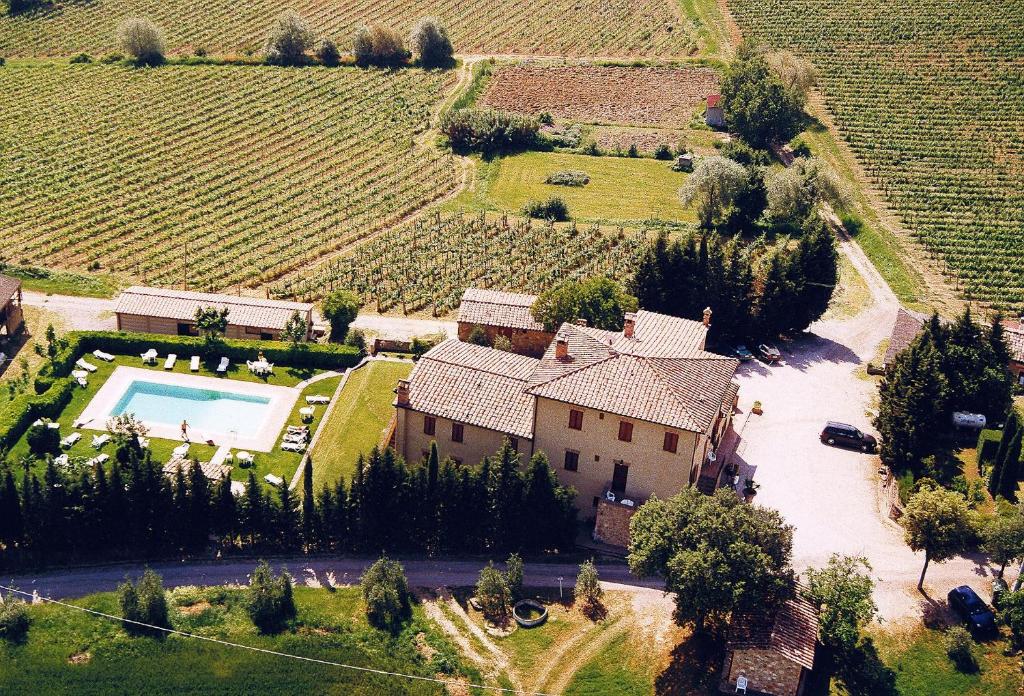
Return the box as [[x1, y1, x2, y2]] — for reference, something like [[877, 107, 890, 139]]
[[593, 498, 638, 548], [457, 322, 553, 358], [723, 648, 804, 696]]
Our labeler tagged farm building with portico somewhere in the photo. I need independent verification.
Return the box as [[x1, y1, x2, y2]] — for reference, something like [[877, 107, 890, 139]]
[[395, 306, 740, 513], [114, 286, 314, 341]]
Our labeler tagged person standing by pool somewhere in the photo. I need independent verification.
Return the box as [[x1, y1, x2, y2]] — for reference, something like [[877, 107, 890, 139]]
[[181, 419, 189, 441]]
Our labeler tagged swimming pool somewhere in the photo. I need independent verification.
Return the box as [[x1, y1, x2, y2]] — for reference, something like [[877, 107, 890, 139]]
[[78, 366, 300, 451], [111, 381, 272, 438]]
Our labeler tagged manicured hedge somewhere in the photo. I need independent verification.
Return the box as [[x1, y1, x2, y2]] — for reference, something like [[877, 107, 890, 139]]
[[0, 378, 75, 451], [977, 428, 1003, 468]]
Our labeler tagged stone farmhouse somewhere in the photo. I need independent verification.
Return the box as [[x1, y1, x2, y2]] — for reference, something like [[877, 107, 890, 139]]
[[456, 288, 554, 357], [394, 307, 740, 514]]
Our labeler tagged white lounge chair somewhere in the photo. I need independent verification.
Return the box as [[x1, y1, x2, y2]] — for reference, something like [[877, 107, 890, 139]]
[[91, 434, 111, 449], [282, 431, 307, 444], [87, 453, 110, 467], [190, 355, 201, 371], [217, 357, 229, 373], [299, 406, 315, 422], [164, 354, 177, 370], [172, 443, 190, 458], [76, 376, 88, 388], [93, 350, 115, 362], [281, 441, 306, 453], [306, 395, 331, 405], [141, 349, 158, 364], [54, 454, 69, 467], [61, 433, 82, 448], [76, 358, 98, 373], [46, 421, 61, 430], [264, 474, 284, 486]]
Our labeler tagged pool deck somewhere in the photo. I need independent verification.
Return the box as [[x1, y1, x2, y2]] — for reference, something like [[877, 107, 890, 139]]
[[75, 366, 300, 452]]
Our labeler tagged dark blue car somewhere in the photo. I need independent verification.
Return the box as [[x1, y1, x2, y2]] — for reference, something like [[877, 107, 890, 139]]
[[947, 585, 997, 636]]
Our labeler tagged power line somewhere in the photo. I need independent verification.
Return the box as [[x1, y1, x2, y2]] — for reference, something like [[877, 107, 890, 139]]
[[0, 584, 554, 696]]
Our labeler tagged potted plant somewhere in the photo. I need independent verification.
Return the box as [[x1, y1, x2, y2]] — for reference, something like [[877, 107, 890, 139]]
[[752, 400, 763, 415], [743, 478, 760, 502]]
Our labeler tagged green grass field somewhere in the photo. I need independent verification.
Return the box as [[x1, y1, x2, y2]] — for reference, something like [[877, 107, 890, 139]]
[[0, 585, 471, 695], [4, 353, 341, 486], [483, 152, 696, 224], [310, 359, 412, 489], [563, 631, 653, 696]]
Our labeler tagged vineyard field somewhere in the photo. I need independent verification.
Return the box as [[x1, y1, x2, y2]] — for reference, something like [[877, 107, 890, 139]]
[[273, 212, 657, 314], [0, 63, 457, 291], [0, 0, 693, 58], [727, 0, 1024, 309]]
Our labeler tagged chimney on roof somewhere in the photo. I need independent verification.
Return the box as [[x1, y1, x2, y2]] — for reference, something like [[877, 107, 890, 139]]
[[396, 379, 410, 407], [702, 307, 712, 327], [575, 318, 588, 327], [555, 332, 569, 361], [623, 312, 637, 339]]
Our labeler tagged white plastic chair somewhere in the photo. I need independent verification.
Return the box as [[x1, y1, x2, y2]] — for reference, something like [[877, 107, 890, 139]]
[[735, 675, 748, 694]]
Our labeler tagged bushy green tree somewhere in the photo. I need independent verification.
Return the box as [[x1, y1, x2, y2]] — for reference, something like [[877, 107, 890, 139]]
[[118, 17, 164, 66], [265, 10, 312, 66], [361, 556, 412, 632], [246, 560, 296, 634], [505, 553, 524, 602], [629, 488, 794, 632], [0, 597, 30, 643], [409, 17, 453, 68], [721, 53, 804, 148], [998, 589, 1024, 651], [476, 562, 511, 625], [901, 485, 975, 590], [26, 422, 60, 457], [983, 502, 1024, 575], [194, 305, 229, 355], [282, 310, 308, 349], [532, 277, 638, 332], [574, 559, 603, 616], [805, 554, 877, 652], [316, 38, 340, 67], [320, 289, 361, 342], [466, 324, 489, 346], [117, 568, 169, 634], [352, 24, 406, 66], [765, 157, 849, 222], [679, 155, 749, 230], [440, 108, 538, 154]]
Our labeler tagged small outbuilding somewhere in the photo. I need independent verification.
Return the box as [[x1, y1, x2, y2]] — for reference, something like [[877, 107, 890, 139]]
[[114, 286, 314, 341], [0, 274, 25, 339], [1002, 318, 1024, 386], [706, 94, 725, 128], [721, 593, 819, 696], [456, 288, 554, 357]]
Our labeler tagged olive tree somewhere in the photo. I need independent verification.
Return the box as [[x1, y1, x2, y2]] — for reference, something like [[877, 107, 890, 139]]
[[765, 157, 849, 222], [321, 289, 361, 342], [361, 556, 412, 632], [679, 155, 749, 230], [265, 10, 312, 66], [353, 24, 406, 67], [476, 562, 511, 625], [118, 17, 165, 66], [316, 38, 341, 67], [409, 17, 453, 68], [764, 50, 818, 98], [805, 554, 877, 653]]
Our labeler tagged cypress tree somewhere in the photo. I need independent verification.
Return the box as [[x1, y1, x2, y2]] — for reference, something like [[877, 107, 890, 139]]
[[0, 468, 23, 550], [107, 462, 128, 555], [989, 410, 1020, 495], [301, 457, 316, 550], [997, 430, 1024, 501], [316, 483, 335, 550], [490, 440, 524, 551], [187, 460, 210, 552], [276, 479, 299, 550], [172, 463, 189, 551], [243, 471, 265, 547], [212, 474, 236, 543]]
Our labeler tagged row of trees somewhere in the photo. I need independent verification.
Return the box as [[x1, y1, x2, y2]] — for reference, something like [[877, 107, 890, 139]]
[[629, 217, 837, 344], [988, 408, 1023, 500], [875, 308, 1014, 478], [112, 13, 453, 69], [0, 439, 576, 569]]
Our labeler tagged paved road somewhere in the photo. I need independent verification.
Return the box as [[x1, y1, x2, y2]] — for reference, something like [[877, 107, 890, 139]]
[[732, 219, 997, 622], [5, 557, 661, 601]]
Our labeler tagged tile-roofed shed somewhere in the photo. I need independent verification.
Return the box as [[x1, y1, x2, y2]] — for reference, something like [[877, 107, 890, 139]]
[[1005, 325, 1024, 365], [457, 288, 545, 332], [728, 593, 819, 671], [404, 339, 539, 439], [115, 286, 313, 332], [0, 274, 21, 300], [883, 307, 928, 367]]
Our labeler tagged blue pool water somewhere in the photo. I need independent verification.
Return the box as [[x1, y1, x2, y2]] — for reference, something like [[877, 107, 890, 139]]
[[110, 381, 271, 438]]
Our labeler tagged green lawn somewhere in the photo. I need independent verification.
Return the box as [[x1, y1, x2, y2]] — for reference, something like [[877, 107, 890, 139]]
[[866, 625, 1021, 696], [563, 631, 653, 696], [0, 264, 120, 298], [311, 360, 412, 490], [5, 353, 342, 487], [481, 151, 696, 224], [0, 585, 474, 695]]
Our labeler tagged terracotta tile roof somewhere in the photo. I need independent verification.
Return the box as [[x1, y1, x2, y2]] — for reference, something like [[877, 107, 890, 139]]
[[457, 288, 545, 332], [405, 339, 538, 439], [115, 286, 312, 331], [1006, 326, 1024, 364], [728, 593, 819, 671], [883, 307, 928, 366], [707, 94, 722, 108], [526, 312, 738, 433], [0, 274, 21, 300]]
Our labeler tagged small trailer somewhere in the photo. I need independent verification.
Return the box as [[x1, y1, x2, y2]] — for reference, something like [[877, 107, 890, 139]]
[[952, 411, 987, 430]]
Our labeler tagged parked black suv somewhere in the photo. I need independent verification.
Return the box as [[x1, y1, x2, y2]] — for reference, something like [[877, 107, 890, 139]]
[[947, 585, 997, 637], [820, 421, 878, 452]]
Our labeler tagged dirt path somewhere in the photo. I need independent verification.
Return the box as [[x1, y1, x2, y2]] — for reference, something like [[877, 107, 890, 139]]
[[539, 614, 628, 695]]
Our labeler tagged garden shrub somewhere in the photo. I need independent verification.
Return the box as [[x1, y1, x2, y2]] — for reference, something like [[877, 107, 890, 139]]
[[654, 143, 673, 160], [361, 557, 412, 632], [0, 599, 30, 643], [118, 17, 165, 66], [944, 625, 977, 672], [521, 197, 570, 221], [69, 53, 93, 64], [246, 561, 296, 634], [408, 17, 452, 68], [99, 52, 125, 64], [544, 170, 589, 187], [316, 39, 340, 67], [353, 24, 407, 67], [26, 422, 61, 457], [475, 563, 511, 625], [977, 428, 1002, 468], [0, 378, 75, 451], [440, 108, 538, 154], [118, 568, 170, 635]]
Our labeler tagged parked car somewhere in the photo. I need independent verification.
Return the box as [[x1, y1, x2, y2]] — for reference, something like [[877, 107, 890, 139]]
[[757, 343, 781, 363], [947, 585, 997, 636], [733, 344, 754, 361], [820, 421, 878, 452]]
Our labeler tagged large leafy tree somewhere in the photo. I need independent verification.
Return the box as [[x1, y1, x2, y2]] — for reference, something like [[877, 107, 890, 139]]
[[805, 554, 877, 653], [361, 556, 412, 632], [628, 488, 794, 632], [679, 155, 749, 230], [531, 277, 638, 333], [983, 502, 1024, 575], [901, 485, 976, 591], [320, 289, 361, 342], [721, 53, 805, 148]]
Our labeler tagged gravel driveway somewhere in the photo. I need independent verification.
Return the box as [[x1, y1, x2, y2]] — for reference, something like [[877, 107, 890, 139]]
[[732, 226, 996, 622]]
